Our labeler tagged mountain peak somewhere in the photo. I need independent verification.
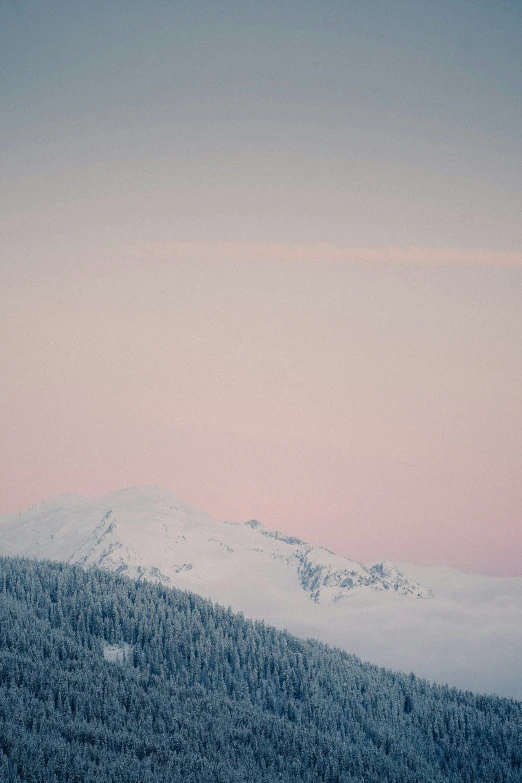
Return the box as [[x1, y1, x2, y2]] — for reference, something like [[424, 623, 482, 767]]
[[1, 485, 430, 604]]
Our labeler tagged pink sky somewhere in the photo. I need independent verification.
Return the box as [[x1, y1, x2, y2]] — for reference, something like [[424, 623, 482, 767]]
[[1, 252, 520, 576]]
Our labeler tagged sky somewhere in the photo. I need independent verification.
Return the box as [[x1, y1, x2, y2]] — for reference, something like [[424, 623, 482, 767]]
[[1, 0, 521, 575]]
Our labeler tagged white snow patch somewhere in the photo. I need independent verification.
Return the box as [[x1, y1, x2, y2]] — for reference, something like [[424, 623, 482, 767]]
[[103, 641, 133, 664]]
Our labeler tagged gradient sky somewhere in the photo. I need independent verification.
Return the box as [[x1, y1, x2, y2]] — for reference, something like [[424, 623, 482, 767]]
[[1, 1, 521, 575]]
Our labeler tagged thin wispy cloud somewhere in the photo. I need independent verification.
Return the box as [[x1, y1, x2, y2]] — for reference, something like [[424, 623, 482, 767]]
[[125, 242, 522, 267]]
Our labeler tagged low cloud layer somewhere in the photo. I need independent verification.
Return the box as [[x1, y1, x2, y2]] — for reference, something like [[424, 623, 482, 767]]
[[244, 563, 522, 700]]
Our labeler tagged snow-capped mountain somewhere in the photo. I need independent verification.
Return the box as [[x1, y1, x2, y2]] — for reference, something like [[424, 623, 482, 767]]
[[2, 485, 521, 700], [0, 484, 429, 605]]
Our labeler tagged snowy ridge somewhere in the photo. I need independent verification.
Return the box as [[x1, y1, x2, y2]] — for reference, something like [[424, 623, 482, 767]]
[[0, 484, 429, 603]]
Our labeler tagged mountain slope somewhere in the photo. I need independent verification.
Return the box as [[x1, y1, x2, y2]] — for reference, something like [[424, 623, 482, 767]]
[[1, 557, 521, 783], [2, 485, 521, 700]]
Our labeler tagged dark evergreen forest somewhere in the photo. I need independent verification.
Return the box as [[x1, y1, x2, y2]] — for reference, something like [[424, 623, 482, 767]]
[[0, 556, 520, 782]]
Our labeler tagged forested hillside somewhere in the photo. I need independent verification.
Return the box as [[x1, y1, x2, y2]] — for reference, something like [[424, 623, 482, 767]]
[[0, 557, 520, 783]]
